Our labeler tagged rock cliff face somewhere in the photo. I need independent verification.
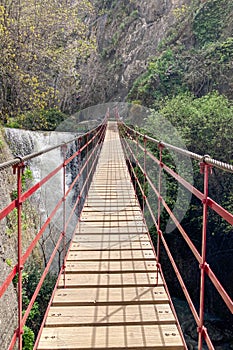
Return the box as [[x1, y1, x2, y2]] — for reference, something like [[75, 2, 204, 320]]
[[79, 0, 192, 108]]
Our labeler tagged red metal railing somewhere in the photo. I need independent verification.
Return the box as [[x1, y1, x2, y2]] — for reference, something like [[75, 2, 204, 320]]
[[0, 115, 108, 350], [117, 118, 233, 350], [1, 113, 232, 350]]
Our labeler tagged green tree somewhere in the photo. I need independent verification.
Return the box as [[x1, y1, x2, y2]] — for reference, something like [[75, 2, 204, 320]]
[[0, 0, 95, 123], [23, 326, 35, 350], [145, 91, 233, 237], [151, 91, 233, 161], [127, 49, 187, 108]]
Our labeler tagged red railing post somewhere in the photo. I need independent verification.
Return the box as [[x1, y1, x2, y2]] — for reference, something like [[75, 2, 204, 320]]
[[142, 136, 147, 217], [86, 133, 90, 206], [198, 159, 212, 350], [134, 133, 139, 198], [77, 137, 81, 219], [13, 161, 25, 350], [156, 143, 164, 285], [61, 144, 67, 287]]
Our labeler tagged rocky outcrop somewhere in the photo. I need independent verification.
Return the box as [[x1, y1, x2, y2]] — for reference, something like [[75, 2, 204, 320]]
[[79, 0, 192, 108]]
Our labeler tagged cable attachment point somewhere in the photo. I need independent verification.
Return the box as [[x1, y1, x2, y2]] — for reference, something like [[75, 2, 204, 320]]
[[13, 155, 25, 174], [158, 141, 164, 150], [15, 155, 24, 163], [200, 155, 213, 174]]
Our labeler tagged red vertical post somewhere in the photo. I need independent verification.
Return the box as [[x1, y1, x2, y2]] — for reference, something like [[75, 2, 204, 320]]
[[61, 144, 67, 287], [134, 133, 139, 198], [77, 137, 81, 220], [198, 160, 211, 350], [156, 144, 163, 285], [86, 133, 90, 206], [142, 136, 147, 217], [14, 163, 24, 350]]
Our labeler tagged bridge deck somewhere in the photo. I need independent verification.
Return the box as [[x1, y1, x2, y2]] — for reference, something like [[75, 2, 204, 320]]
[[37, 122, 185, 350]]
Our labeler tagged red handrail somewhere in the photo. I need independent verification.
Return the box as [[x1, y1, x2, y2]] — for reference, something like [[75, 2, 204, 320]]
[[0, 116, 108, 350], [117, 118, 233, 350], [1, 112, 232, 350]]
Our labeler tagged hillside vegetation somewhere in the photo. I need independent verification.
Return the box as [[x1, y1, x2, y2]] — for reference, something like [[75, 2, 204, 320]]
[[0, 0, 95, 128], [127, 0, 233, 161]]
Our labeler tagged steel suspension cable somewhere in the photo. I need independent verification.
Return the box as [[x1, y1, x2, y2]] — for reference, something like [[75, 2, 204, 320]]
[[0, 122, 105, 171], [120, 122, 233, 173]]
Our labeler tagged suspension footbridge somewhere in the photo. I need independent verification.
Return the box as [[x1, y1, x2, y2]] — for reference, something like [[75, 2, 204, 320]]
[[0, 116, 232, 350]]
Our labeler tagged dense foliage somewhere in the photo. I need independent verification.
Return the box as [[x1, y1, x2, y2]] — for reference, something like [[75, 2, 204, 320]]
[[6, 108, 67, 131], [193, 0, 233, 47], [127, 0, 233, 204], [0, 0, 95, 127], [13, 265, 57, 349], [147, 91, 233, 161], [128, 0, 233, 104]]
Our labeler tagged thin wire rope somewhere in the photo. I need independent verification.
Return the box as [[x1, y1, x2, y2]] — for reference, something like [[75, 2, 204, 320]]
[[0, 122, 105, 170], [121, 123, 233, 173]]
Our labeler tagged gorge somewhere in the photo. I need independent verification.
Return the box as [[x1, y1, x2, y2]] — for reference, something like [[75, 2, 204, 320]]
[[0, 0, 233, 349]]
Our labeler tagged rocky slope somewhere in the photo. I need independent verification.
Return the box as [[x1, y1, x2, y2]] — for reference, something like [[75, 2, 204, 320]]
[[79, 0, 193, 108]]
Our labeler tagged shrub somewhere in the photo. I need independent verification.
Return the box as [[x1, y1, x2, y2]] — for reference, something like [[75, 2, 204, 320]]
[[22, 326, 35, 350], [7, 109, 67, 131], [193, 0, 233, 47]]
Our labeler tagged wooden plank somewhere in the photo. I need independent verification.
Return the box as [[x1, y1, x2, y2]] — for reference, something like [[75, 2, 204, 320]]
[[81, 211, 142, 216], [85, 192, 136, 196], [45, 304, 176, 327], [83, 201, 139, 207], [83, 202, 137, 208], [87, 194, 136, 198], [37, 324, 184, 350], [90, 183, 132, 186], [82, 207, 141, 213], [86, 194, 136, 200], [72, 234, 149, 242], [90, 185, 133, 188], [82, 208, 142, 214], [79, 215, 143, 222], [75, 226, 148, 234], [93, 176, 129, 180], [77, 221, 147, 228], [69, 241, 153, 250], [67, 249, 156, 261], [52, 286, 169, 306], [65, 260, 157, 273], [90, 185, 133, 189], [92, 178, 130, 183], [88, 185, 131, 188], [84, 200, 138, 206], [86, 198, 136, 202], [58, 272, 163, 288], [83, 204, 139, 211]]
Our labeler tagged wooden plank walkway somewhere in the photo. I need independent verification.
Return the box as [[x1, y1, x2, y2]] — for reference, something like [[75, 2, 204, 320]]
[[37, 122, 185, 350]]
